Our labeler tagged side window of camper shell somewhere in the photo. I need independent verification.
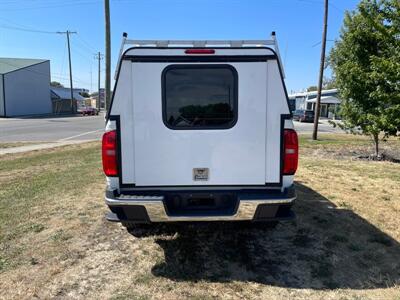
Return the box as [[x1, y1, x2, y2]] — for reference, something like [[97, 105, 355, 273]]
[[162, 64, 238, 129]]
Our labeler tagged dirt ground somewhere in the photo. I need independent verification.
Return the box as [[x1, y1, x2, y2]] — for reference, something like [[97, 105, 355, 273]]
[[0, 136, 399, 300]]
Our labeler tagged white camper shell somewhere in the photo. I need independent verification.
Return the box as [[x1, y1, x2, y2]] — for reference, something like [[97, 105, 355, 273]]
[[103, 33, 298, 225]]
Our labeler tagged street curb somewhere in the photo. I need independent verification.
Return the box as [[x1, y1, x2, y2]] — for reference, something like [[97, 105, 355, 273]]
[[0, 139, 98, 156]]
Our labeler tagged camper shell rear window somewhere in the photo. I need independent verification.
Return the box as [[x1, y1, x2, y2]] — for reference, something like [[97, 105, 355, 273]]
[[162, 64, 238, 130]]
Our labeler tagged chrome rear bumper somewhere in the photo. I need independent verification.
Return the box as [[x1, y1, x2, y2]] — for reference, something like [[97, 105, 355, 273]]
[[105, 186, 296, 222]]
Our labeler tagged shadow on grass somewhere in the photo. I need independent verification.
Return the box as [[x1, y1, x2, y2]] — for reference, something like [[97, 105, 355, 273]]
[[127, 182, 400, 289]]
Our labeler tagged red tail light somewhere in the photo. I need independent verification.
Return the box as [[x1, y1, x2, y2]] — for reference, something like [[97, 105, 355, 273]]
[[283, 129, 298, 175], [185, 49, 215, 54], [102, 130, 118, 176]]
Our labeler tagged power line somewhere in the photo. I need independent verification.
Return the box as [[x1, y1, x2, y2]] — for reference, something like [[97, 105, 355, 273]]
[[52, 75, 91, 86], [0, 16, 100, 60], [60, 39, 67, 78], [0, 17, 98, 92], [311, 39, 334, 47], [0, 18, 98, 84], [0, 0, 102, 11], [288, 0, 345, 13], [75, 34, 98, 53], [1, 23, 99, 61], [0, 0, 86, 4], [0, 60, 90, 85], [0, 24, 58, 34], [329, 2, 345, 13], [295, 0, 323, 4], [0, 17, 59, 34], [70, 40, 94, 60]]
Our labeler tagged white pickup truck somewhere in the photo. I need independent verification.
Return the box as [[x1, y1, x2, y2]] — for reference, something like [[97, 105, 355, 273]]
[[102, 32, 298, 228]]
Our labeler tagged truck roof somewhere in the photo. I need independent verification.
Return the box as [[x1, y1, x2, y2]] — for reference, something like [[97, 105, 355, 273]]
[[115, 32, 285, 78]]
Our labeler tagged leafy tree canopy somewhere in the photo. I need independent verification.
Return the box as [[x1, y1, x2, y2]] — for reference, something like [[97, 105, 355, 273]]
[[307, 86, 318, 92], [50, 81, 64, 87], [79, 91, 90, 98], [322, 77, 337, 90], [329, 0, 400, 155]]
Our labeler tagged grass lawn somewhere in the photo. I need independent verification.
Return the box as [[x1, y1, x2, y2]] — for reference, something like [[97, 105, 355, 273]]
[[0, 135, 399, 299], [299, 133, 400, 161]]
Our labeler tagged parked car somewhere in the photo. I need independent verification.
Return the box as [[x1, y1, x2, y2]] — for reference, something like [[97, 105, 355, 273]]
[[102, 34, 298, 229], [80, 107, 99, 116], [292, 109, 314, 122]]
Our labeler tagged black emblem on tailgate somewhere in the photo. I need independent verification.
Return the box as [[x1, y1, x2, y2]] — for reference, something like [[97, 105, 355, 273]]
[[193, 168, 209, 181]]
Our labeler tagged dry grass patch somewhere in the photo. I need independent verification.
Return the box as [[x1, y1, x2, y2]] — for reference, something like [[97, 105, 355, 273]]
[[0, 142, 44, 149], [299, 133, 400, 162], [0, 136, 400, 299]]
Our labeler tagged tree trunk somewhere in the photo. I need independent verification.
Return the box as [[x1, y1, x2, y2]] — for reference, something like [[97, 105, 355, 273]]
[[373, 134, 379, 157]]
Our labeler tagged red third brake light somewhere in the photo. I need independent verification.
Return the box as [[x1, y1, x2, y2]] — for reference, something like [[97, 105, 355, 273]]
[[102, 130, 118, 176], [185, 49, 215, 54], [283, 129, 299, 175]]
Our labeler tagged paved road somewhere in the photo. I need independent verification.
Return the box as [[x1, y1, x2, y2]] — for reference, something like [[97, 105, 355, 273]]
[[0, 114, 105, 142], [0, 113, 341, 143], [294, 119, 342, 133]]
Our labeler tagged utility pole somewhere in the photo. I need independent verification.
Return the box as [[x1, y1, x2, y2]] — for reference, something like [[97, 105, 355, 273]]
[[312, 0, 329, 140], [57, 30, 77, 113], [94, 52, 104, 110], [104, 0, 111, 112]]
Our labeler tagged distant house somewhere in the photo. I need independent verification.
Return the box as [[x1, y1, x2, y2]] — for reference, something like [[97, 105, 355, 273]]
[[86, 97, 98, 109], [91, 88, 105, 108], [51, 87, 86, 114], [0, 58, 51, 117], [289, 88, 341, 118]]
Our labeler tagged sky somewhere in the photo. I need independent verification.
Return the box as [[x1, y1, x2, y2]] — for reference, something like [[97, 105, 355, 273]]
[[0, 0, 360, 93]]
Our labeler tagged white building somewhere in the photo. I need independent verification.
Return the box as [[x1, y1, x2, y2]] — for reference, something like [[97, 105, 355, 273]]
[[289, 88, 341, 118], [0, 58, 51, 117]]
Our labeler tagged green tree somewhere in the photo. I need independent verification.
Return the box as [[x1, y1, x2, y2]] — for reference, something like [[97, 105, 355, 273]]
[[79, 91, 90, 98], [307, 86, 318, 92], [50, 81, 64, 88], [322, 76, 337, 90], [329, 0, 400, 156]]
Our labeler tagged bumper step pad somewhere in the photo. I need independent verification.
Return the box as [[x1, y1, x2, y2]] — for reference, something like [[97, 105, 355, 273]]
[[105, 186, 296, 223]]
